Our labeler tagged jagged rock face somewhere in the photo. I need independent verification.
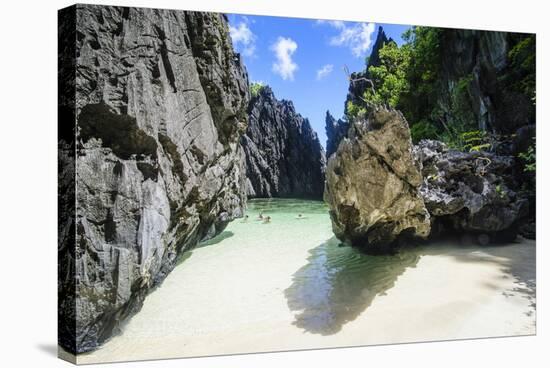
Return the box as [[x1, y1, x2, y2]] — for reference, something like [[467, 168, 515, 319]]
[[438, 30, 534, 133], [241, 86, 326, 199], [326, 27, 392, 163], [59, 4, 249, 353], [325, 111, 349, 159], [324, 107, 431, 252], [343, 26, 392, 118], [415, 140, 530, 238]]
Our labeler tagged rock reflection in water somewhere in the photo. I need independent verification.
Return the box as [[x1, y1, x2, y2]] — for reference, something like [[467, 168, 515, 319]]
[[285, 238, 420, 335]]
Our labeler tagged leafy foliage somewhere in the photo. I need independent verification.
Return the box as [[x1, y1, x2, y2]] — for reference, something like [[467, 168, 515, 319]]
[[519, 139, 536, 173], [250, 82, 265, 98], [506, 35, 536, 100], [461, 130, 491, 152], [410, 120, 439, 143], [345, 27, 535, 153], [363, 42, 412, 107], [399, 27, 443, 126], [346, 100, 366, 120]]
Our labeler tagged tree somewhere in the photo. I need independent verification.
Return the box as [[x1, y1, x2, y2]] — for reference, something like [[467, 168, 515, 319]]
[[362, 42, 412, 108]]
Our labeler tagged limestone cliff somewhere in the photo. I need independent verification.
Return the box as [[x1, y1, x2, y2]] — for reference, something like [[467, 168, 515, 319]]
[[437, 30, 535, 133], [58, 4, 249, 353], [241, 86, 326, 199], [325, 111, 349, 159]]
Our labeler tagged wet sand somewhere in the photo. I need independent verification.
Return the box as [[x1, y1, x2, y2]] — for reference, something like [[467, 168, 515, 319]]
[[75, 199, 536, 364]]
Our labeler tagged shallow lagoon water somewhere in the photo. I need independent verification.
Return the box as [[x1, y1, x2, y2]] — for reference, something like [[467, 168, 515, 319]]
[[77, 198, 536, 363]]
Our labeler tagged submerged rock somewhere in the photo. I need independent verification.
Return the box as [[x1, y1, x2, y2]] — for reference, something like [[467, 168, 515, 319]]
[[415, 140, 530, 238], [241, 86, 326, 199], [324, 107, 431, 251], [59, 5, 249, 353]]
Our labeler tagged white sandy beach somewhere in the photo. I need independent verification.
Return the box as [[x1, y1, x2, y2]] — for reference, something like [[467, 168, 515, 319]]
[[72, 200, 536, 364]]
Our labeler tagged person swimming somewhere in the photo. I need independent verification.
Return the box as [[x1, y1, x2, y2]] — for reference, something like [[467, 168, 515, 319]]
[[262, 216, 271, 224], [295, 213, 306, 219], [242, 214, 249, 223], [257, 212, 264, 220]]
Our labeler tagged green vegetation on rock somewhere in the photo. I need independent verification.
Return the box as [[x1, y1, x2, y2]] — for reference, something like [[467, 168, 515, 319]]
[[345, 27, 535, 151], [519, 138, 536, 173], [363, 42, 412, 108], [250, 82, 265, 98]]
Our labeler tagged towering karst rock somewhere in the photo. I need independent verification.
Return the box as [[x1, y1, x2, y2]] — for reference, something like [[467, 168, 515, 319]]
[[325, 27, 392, 157], [343, 26, 393, 118], [437, 30, 535, 133], [241, 86, 326, 199], [325, 111, 349, 159], [59, 5, 249, 353]]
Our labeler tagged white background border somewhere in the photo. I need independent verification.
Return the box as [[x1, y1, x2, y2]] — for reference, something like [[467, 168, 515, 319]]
[[0, 0, 546, 366]]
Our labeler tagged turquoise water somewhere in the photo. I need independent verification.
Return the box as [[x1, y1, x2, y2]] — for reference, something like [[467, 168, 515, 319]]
[[78, 198, 535, 363], [204, 198, 422, 334]]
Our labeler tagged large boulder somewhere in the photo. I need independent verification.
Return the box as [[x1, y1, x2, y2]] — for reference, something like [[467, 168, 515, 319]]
[[415, 140, 530, 239], [324, 107, 431, 252], [241, 86, 326, 199], [59, 5, 249, 353]]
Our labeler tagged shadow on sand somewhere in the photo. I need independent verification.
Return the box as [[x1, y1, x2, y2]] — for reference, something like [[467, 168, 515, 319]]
[[284, 236, 536, 335], [36, 343, 58, 357], [197, 231, 235, 248]]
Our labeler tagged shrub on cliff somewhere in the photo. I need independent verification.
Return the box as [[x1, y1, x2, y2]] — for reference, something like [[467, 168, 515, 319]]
[[250, 82, 265, 98]]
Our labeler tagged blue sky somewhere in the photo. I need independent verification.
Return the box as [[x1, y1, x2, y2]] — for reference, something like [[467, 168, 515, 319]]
[[227, 14, 411, 148]]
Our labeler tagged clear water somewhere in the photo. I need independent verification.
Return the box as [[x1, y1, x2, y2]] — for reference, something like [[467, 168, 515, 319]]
[[77, 198, 535, 363], [205, 198, 422, 335]]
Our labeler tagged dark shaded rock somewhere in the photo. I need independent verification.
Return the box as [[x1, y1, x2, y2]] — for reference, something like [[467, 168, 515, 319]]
[[438, 30, 535, 134], [324, 107, 431, 252], [325, 111, 349, 159], [59, 4, 249, 353], [59, 6, 78, 354], [241, 86, 326, 199], [415, 140, 530, 238], [519, 221, 536, 240]]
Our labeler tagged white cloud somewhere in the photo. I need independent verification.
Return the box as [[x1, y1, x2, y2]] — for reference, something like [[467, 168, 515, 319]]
[[319, 21, 377, 57], [316, 64, 334, 80], [271, 37, 298, 81], [316, 19, 345, 29], [229, 21, 256, 57]]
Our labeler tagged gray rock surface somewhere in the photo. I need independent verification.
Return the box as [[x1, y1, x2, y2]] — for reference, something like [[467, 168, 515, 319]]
[[325, 111, 349, 159], [437, 30, 534, 134], [415, 140, 530, 238], [241, 86, 326, 199], [59, 4, 249, 353], [324, 107, 431, 252]]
